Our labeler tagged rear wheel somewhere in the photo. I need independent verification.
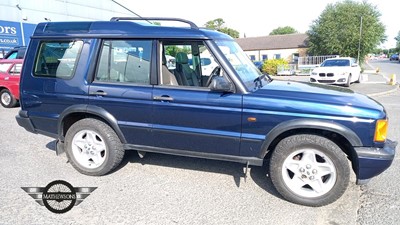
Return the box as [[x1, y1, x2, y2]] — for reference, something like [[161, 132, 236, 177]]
[[0, 89, 17, 108], [65, 118, 125, 176], [269, 134, 350, 207]]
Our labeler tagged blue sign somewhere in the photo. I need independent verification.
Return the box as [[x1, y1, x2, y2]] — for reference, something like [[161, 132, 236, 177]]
[[0, 20, 36, 52]]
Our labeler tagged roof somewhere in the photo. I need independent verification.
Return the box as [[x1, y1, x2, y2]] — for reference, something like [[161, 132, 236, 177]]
[[32, 21, 233, 40], [235, 33, 309, 51]]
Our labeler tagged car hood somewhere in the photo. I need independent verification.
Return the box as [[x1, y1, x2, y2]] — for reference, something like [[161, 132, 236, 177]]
[[244, 80, 385, 120]]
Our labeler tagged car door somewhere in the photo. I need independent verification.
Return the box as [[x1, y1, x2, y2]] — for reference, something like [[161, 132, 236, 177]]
[[151, 40, 242, 155], [5, 62, 22, 98], [152, 87, 242, 155], [88, 39, 154, 146]]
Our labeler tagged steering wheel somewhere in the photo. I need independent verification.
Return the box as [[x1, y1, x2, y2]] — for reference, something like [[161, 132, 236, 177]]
[[205, 66, 221, 87]]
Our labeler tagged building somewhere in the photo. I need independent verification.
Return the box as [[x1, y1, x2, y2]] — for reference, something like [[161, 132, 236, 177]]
[[0, 0, 133, 55], [235, 33, 309, 63]]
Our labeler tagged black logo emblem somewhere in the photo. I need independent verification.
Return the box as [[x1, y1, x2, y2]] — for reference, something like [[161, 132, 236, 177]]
[[22, 180, 97, 214]]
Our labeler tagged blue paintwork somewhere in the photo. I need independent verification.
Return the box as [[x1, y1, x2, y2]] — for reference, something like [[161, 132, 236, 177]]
[[16, 20, 395, 183]]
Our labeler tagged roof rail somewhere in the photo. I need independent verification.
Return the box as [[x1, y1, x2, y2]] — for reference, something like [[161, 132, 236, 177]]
[[110, 17, 199, 30]]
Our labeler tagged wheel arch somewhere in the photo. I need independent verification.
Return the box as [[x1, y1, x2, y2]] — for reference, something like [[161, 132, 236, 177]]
[[57, 104, 127, 144], [260, 119, 362, 159]]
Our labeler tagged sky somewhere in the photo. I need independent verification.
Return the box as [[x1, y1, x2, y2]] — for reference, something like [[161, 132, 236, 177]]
[[119, 0, 398, 49]]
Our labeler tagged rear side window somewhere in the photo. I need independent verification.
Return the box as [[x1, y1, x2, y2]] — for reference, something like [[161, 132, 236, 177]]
[[34, 41, 83, 78], [95, 40, 152, 84], [10, 63, 22, 75]]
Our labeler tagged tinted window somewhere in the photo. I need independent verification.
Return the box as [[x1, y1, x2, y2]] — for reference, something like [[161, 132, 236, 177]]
[[95, 40, 152, 84], [34, 41, 83, 78]]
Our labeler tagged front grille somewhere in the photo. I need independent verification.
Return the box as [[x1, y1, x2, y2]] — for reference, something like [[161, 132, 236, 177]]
[[319, 73, 335, 77], [318, 80, 335, 83]]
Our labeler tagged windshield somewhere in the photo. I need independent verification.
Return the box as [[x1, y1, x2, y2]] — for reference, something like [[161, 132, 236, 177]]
[[321, 59, 350, 67], [215, 40, 262, 89]]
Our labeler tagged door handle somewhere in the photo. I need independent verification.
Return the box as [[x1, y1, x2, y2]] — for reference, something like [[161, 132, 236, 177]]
[[89, 90, 108, 96], [153, 96, 174, 101]]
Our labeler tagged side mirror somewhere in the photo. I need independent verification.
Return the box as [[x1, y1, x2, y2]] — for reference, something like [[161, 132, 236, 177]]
[[210, 76, 234, 92]]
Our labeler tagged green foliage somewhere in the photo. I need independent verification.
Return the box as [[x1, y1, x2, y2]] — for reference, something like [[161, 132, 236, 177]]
[[307, 0, 385, 64], [165, 46, 190, 57], [269, 26, 298, 35], [262, 59, 288, 75], [204, 18, 240, 38]]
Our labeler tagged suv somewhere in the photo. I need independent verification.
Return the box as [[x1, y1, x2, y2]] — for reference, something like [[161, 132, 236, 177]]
[[16, 18, 396, 207]]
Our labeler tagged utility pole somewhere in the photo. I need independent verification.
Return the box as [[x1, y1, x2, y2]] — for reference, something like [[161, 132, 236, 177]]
[[357, 16, 363, 63]]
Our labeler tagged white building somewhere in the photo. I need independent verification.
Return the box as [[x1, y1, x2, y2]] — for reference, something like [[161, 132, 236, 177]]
[[235, 33, 309, 63]]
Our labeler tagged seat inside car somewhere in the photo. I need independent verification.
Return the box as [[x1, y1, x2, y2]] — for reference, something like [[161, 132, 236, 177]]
[[161, 55, 179, 85], [175, 52, 199, 86]]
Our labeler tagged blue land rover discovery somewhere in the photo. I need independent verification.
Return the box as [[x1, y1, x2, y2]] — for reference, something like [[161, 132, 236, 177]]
[[16, 17, 396, 207]]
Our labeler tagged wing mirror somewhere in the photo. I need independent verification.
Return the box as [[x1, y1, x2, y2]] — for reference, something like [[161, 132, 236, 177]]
[[210, 76, 234, 93]]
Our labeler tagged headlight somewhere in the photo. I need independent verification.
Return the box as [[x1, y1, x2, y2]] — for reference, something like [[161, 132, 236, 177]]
[[311, 72, 317, 75], [374, 119, 388, 142], [339, 72, 349, 76]]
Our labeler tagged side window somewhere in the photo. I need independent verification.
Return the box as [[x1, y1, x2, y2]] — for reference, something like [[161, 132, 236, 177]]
[[162, 40, 219, 87], [6, 52, 17, 59], [95, 40, 152, 85], [10, 63, 22, 75], [34, 41, 83, 78]]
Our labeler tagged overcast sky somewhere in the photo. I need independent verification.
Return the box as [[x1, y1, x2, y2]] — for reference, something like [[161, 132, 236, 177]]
[[119, 0, 397, 49]]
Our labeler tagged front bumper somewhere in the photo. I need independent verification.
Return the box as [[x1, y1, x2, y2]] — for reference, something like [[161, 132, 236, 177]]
[[355, 139, 397, 184]]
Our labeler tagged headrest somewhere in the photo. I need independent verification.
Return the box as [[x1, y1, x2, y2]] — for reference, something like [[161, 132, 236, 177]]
[[176, 52, 188, 64]]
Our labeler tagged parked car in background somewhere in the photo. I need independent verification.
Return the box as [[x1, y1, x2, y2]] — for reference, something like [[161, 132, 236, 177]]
[[0, 59, 23, 107], [310, 57, 361, 87], [389, 54, 399, 61], [2, 46, 26, 60]]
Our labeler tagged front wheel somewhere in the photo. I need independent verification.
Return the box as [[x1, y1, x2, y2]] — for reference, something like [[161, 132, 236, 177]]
[[344, 74, 352, 87], [65, 118, 125, 176], [269, 134, 350, 207]]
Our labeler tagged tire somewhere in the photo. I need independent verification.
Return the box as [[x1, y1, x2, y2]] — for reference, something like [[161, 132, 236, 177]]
[[269, 134, 350, 207], [355, 73, 361, 83], [344, 74, 351, 87], [64, 118, 125, 176], [0, 89, 17, 108]]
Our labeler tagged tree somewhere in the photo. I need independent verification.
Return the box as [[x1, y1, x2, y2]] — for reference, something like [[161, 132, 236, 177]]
[[395, 31, 400, 52], [204, 18, 240, 38], [307, 0, 385, 64], [269, 26, 298, 35]]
